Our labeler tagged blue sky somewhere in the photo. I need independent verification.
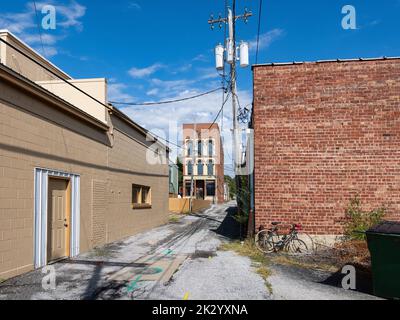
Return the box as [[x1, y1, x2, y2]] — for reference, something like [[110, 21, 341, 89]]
[[1, 0, 399, 173]]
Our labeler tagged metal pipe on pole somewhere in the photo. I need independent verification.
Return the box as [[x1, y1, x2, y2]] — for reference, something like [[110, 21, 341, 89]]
[[189, 121, 197, 213]]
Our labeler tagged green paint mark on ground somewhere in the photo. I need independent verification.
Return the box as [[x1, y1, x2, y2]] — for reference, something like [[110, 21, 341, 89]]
[[127, 275, 142, 293], [149, 267, 164, 274]]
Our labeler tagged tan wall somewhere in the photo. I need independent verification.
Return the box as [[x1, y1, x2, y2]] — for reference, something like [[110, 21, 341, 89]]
[[0, 77, 169, 279], [169, 198, 211, 214], [36, 78, 108, 123], [0, 32, 70, 82]]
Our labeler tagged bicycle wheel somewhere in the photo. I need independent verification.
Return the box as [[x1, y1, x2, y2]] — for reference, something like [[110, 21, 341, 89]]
[[286, 239, 308, 254], [297, 233, 315, 252], [255, 230, 275, 254]]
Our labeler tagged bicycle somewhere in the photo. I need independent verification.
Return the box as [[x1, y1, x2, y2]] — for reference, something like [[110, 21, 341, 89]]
[[255, 222, 312, 254]]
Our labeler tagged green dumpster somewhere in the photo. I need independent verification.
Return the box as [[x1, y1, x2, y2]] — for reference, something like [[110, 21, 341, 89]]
[[366, 221, 400, 299]]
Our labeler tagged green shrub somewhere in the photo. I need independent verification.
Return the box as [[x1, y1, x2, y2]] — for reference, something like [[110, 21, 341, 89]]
[[343, 196, 386, 240]]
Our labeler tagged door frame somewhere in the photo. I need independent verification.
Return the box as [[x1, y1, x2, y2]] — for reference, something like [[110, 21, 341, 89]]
[[34, 168, 80, 269]]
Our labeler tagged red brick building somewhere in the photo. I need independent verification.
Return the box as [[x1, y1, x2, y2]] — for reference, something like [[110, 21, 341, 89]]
[[252, 57, 400, 235], [182, 123, 225, 204]]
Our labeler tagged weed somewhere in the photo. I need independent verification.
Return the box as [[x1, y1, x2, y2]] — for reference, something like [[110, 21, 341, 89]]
[[88, 246, 115, 258], [343, 196, 386, 240], [169, 215, 181, 224]]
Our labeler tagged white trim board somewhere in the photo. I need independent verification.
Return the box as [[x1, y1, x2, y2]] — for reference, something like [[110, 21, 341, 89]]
[[34, 168, 81, 269]]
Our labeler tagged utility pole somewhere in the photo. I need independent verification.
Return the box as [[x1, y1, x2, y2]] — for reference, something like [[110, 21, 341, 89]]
[[208, 1, 251, 173], [189, 121, 197, 213], [209, 1, 251, 219]]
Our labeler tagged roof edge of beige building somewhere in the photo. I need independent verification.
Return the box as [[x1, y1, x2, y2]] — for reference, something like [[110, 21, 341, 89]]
[[0, 30, 170, 280]]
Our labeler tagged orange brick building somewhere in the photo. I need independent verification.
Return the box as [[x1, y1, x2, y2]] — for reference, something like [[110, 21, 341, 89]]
[[182, 123, 225, 204]]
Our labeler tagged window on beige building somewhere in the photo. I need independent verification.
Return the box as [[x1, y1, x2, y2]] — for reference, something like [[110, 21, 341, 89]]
[[132, 184, 152, 209], [198, 140, 203, 156], [208, 139, 214, 156], [187, 140, 193, 156], [197, 160, 204, 175], [207, 160, 214, 176], [187, 160, 193, 175], [206, 181, 216, 197]]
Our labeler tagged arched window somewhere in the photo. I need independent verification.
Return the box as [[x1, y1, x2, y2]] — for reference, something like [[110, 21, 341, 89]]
[[207, 160, 214, 176], [187, 140, 193, 157], [198, 140, 203, 156], [187, 161, 193, 175], [197, 160, 204, 176], [208, 139, 214, 156]]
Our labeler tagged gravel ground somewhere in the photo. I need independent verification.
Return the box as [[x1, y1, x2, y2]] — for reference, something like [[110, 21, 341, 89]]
[[148, 251, 269, 300], [0, 201, 381, 300], [0, 201, 269, 300]]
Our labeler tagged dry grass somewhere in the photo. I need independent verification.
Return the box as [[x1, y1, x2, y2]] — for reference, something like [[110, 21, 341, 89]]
[[334, 240, 371, 269], [270, 254, 338, 273], [220, 240, 269, 265], [220, 240, 273, 293], [169, 214, 182, 224], [268, 239, 371, 274]]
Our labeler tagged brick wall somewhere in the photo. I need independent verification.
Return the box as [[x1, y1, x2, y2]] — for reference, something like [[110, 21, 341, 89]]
[[253, 58, 400, 235]]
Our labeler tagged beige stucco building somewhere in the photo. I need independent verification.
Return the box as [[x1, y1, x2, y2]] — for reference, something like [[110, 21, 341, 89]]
[[0, 30, 169, 279]]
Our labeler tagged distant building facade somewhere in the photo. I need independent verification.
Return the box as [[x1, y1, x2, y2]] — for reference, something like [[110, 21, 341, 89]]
[[182, 123, 224, 204]]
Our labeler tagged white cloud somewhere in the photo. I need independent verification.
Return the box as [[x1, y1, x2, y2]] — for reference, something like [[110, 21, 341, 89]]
[[33, 46, 58, 57], [121, 79, 252, 169], [50, 0, 87, 30], [0, 1, 87, 58], [22, 33, 62, 45], [197, 67, 220, 80], [108, 83, 135, 103], [128, 63, 165, 78], [0, 12, 35, 34], [175, 63, 192, 73], [192, 54, 209, 62], [249, 28, 285, 51], [146, 88, 159, 96], [128, 2, 141, 10]]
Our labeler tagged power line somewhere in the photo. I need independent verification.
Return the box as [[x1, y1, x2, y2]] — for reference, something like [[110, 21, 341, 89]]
[[148, 132, 185, 150], [32, 0, 46, 57], [0, 38, 112, 112], [0, 38, 184, 154], [208, 91, 231, 130], [255, 0, 263, 65], [110, 87, 224, 106]]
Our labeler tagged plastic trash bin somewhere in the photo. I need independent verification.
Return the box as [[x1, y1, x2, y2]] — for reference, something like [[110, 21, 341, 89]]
[[366, 221, 400, 299]]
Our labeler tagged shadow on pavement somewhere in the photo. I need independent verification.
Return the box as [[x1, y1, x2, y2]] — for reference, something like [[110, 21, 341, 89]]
[[319, 264, 374, 295], [212, 206, 242, 240]]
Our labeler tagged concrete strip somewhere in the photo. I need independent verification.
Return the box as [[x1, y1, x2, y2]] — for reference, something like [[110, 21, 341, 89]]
[[108, 254, 187, 284]]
